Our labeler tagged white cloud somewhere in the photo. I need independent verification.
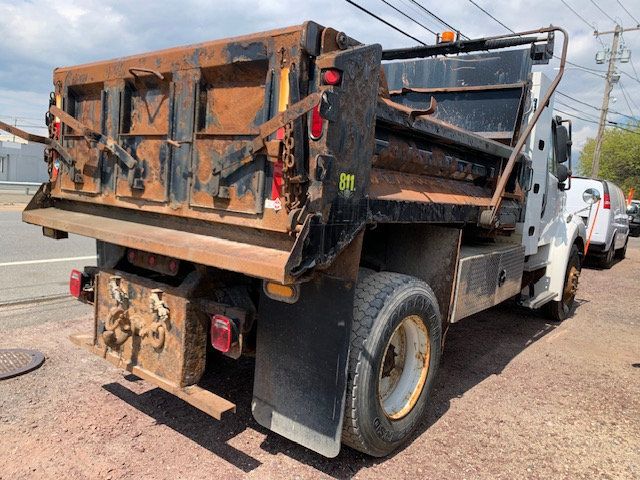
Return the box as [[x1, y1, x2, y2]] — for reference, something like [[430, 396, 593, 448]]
[[0, 0, 638, 148]]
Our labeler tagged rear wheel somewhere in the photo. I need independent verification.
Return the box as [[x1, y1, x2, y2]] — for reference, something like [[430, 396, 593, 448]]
[[599, 234, 616, 269], [545, 245, 581, 322], [342, 271, 441, 457], [615, 236, 628, 260]]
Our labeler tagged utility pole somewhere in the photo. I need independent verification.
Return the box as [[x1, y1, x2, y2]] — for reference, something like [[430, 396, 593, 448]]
[[591, 25, 640, 177]]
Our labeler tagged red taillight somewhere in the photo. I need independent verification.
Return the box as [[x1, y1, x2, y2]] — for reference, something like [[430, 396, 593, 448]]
[[148, 254, 157, 267], [603, 193, 611, 209], [322, 69, 342, 86], [310, 104, 323, 140], [69, 269, 82, 298], [210, 314, 234, 353]]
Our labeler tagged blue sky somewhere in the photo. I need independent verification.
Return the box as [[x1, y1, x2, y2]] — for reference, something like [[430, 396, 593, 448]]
[[1, 0, 639, 155]]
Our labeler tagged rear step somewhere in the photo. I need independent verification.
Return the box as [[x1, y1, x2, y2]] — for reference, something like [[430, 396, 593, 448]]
[[70, 334, 236, 420], [24, 206, 294, 283]]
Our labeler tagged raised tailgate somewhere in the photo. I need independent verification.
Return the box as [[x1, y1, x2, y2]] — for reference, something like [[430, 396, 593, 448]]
[[50, 22, 322, 233]]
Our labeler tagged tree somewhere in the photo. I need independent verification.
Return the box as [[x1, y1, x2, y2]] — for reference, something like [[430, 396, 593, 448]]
[[579, 125, 640, 199]]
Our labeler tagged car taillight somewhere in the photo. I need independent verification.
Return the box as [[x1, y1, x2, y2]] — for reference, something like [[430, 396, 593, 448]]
[[603, 193, 611, 209], [310, 104, 323, 140], [69, 269, 83, 298], [322, 68, 342, 86], [210, 314, 235, 353]]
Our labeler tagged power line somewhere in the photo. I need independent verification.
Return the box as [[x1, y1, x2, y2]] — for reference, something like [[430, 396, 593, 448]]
[[616, 0, 640, 26], [620, 69, 640, 85], [564, 60, 606, 74], [466, 0, 515, 34], [560, 0, 597, 31], [617, 82, 635, 116], [561, 64, 606, 78], [555, 108, 640, 135], [589, 0, 617, 24], [465, 0, 606, 78], [630, 59, 640, 80], [619, 81, 640, 112], [555, 100, 602, 122], [557, 90, 637, 121], [407, 1, 469, 39], [378, 0, 437, 36], [397, 0, 443, 31], [344, 0, 427, 45]]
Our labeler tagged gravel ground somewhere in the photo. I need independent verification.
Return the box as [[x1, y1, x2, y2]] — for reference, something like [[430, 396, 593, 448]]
[[0, 239, 638, 480]]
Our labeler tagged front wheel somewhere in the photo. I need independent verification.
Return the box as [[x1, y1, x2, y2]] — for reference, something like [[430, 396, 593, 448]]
[[545, 245, 581, 322], [342, 271, 442, 457]]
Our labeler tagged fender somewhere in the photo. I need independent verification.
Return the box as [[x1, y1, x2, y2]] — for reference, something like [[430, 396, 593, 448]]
[[536, 216, 586, 299]]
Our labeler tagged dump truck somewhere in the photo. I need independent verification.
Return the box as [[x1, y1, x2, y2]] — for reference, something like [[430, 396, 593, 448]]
[[1, 21, 586, 458]]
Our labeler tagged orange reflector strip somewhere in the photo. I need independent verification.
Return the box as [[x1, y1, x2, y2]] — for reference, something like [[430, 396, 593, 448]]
[[264, 281, 299, 303]]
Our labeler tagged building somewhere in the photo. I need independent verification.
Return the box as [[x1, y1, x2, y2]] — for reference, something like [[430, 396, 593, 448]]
[[0, 140, 47, 183]]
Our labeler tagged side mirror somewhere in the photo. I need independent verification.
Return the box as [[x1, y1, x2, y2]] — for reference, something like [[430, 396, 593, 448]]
[[582, 188, 601, 205], [555, 124, 571, 164], [556, 163, 570, 186], [627, 204, 639, 214]]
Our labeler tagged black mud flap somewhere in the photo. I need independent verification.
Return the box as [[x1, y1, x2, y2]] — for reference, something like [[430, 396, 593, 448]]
[[252, 274, 354, 457]]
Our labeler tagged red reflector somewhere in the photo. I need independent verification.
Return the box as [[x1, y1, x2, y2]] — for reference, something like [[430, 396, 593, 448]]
[[69, 269, 82, 298], [322, 69, 342, 86], [310, 104, 323, 139], [276, 127, 285, 140], [603, 193, 611, 209], [271, 160, 284, 200], [210, 315, 233, 353], [148, 255, 157, 267], [168, 259, 178, 273], [127, 250, 136, 263]]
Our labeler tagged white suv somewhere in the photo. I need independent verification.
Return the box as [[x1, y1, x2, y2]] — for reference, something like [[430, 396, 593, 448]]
[[565, 177, 629, 268]]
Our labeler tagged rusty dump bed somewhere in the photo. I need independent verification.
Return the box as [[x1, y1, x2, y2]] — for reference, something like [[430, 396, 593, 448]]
[[18, 21, 536, 282]]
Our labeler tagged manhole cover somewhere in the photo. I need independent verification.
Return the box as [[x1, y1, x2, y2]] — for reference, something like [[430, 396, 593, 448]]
[[0, 349, 45, 380]]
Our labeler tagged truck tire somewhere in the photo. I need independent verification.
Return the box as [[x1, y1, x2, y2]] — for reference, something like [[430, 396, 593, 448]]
[[342, 271, 442, 457], [545, 245, 581, 322]]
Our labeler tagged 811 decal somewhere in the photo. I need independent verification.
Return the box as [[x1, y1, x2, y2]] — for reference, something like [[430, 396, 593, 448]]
[[339, 172, 356, 198]]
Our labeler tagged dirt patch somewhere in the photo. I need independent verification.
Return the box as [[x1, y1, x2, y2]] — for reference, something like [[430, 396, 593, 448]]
[[1, 241, 639, 479]]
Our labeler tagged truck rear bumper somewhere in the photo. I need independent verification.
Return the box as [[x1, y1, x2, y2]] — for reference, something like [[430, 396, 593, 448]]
[[23, 204, 294, 283]]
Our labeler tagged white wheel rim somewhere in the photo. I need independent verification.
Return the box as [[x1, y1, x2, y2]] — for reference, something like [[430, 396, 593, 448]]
[[377, 315, 430, 420]]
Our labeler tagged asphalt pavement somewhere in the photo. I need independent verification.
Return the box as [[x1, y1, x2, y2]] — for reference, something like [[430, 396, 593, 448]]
[[0, 208, 95, 329]]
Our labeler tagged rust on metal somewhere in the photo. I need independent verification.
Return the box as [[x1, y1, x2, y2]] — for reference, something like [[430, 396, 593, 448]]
[[380, 96, 437, 120], [22, 206, 294, 283], [70, 334, 236, 420], [369, 168, 491, 206], [388, 82, 526, 95]]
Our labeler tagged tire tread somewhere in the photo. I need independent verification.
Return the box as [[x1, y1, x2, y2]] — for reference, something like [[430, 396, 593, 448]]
[[341, 271, 437, 454]]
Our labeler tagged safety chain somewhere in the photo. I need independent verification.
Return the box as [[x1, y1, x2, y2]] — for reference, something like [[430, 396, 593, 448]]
[[281, 122, 304, 212]]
